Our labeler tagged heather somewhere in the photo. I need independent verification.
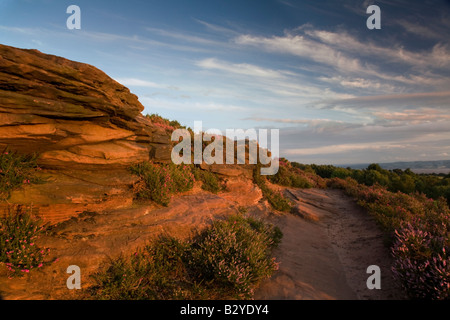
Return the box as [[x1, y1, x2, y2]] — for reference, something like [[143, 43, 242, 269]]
[[0, 206, 51, 277], [328, 177, 450, 299], [145, 113, 185, 132], [0, 149, 42, 201], [130, 162, 195, 206], [87, 214, 282, 300], [193, 167, 222, 194]]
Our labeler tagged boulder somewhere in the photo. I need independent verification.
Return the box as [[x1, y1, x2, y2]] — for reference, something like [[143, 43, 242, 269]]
[[0, 44, 172, 169]]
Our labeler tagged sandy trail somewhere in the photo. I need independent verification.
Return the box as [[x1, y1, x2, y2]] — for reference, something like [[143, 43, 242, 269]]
[[254, 188, 406, 300]]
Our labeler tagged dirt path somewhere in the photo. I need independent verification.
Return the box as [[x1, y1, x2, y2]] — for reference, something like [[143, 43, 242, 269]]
[[253, 188, 406, 300]]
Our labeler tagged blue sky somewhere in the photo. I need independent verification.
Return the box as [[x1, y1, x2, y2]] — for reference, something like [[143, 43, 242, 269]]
[[1, 0, 449, 165]]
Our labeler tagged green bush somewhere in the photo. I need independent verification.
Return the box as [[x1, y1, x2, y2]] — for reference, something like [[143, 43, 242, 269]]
[[268, 162, 313, 189], [88, 215, 282, 300], [0, 206, 50, 276], [89, 235, 196, 300], [253, 165, 292, 212], [193, 168, 222, 194], [0, 149, 41, 201], [266, 190, 293, 212], [188, 215, 281, 299], [130, 162, 195, 206]]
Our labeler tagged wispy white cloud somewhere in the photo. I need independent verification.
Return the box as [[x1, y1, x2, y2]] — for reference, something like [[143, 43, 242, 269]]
[[193, 19, 240, 36], [114, 77, 165, 89], [196, 58, 292, 79], [145, 27, 222, 46], [0, 25, 213, 54], [318, 91, 450, 110], [234, 32, 364, 74], [277, 0, 297, 8], [372, 108, 450, 126], [195, 57, 352, 102], [396, 19, 444, 40], [318, 75, 397, 92], [285, 142, 411, 156], [304, 28, 450, 70], [234, 24, 450, 93], [280, 119, 450, 164], [0, 25, 37, 35], [140, 96, 249, 113]]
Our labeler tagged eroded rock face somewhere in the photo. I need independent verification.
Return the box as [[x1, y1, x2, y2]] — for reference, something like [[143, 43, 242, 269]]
[[0, 44, 262, 224], [0, 44, 171, 168]]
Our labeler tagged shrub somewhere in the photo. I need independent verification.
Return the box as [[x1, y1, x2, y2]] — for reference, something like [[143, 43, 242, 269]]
[[89, 235, 195, 300], [253, 165, 292, 212], [268, 162, 313, 189], [193, 168, 222, 194], [188, 215, 281, 299], [391, 217, 449, 300], [0, 206, 50, 276], [0, 149, 41, 201], [130, 162, 195, 206], [146, 113, 185, 132], [88, 215, 282, 300], [266, 190, 293, 212]]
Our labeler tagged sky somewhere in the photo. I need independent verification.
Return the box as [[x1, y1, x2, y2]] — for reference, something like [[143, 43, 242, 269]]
[[0, 0, 449, 165]]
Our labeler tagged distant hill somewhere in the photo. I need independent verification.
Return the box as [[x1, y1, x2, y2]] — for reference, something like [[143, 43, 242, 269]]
[[339, 160, 450, 174]]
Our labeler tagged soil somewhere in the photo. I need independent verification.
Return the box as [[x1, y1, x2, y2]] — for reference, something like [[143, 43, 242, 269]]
[[253, 188, 406, 300]]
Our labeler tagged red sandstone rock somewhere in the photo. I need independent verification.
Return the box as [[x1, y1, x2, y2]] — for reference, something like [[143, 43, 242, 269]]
[[0, 44, 172, 168]]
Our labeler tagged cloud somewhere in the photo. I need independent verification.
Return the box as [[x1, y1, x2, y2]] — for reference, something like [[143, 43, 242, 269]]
[[303, 28, 450, 70], [145, 27, 221, 46], [234, 32, 365, 75], [195, 57, 355, 102], [246, 117, 345, 125], [114, 77, 165, 89], [139, 96, 249, 113], [396, 19, 444, 40], [317, 91, 450, 110], [196, 58, 292, 79], [234, 24, 450, 92], [31, 39, 44, 47], [284, 142, 411, 156], [318, 76, 397, 92], [279, 118, 450, 164], [78, 30, 212, 53], [277, 0, 297, 8], [372, 108, 450, 126], [193, 19, 239, 36], [0, 25, 37, 35], [244, 116, 364, 134]]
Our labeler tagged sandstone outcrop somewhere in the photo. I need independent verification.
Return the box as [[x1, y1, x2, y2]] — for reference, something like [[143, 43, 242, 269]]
[[0, 44, 172, 169], [0, 44, 261, 223]]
